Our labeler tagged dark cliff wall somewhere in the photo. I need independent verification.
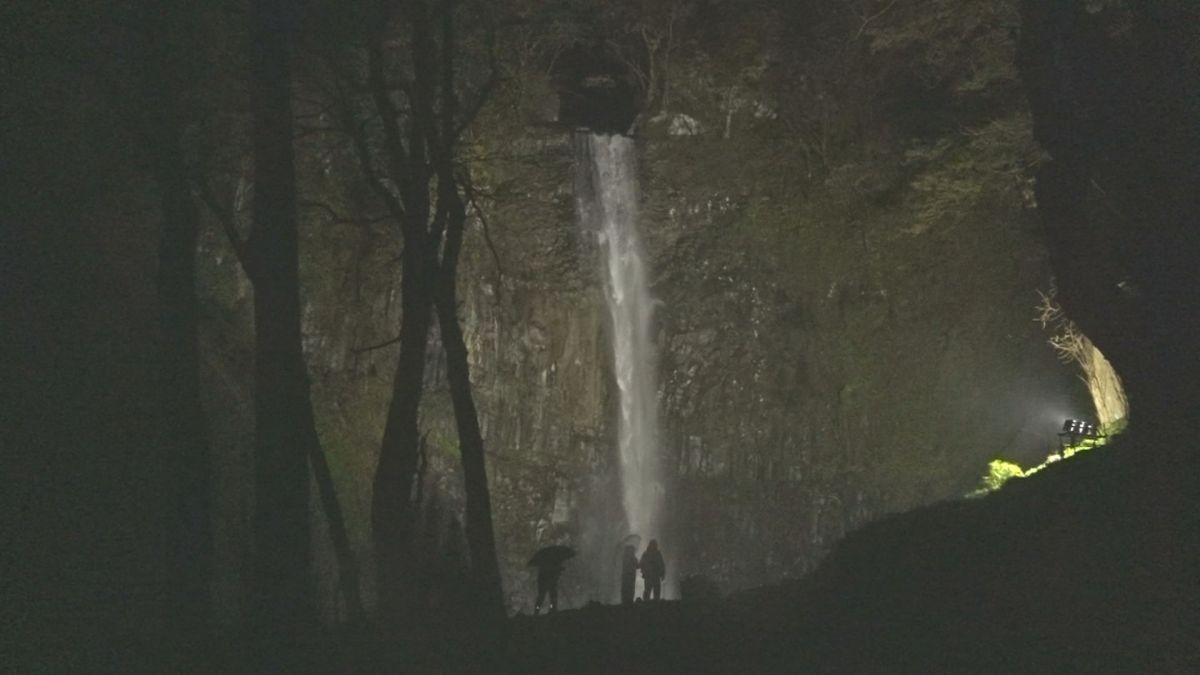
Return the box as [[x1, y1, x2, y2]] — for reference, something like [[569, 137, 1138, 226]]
[[453, 0, 1088, 606], [185, 0, 1090, 615], [1018, 0, 1200, 426]]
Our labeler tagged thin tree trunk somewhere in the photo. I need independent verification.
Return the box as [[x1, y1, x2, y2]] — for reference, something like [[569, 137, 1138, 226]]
[[370, 0, 441, 621], [156, 148, 213, 635], [371, 245, 435, 619], [249, 0, 314, 641], [129, 1, 213, 643], [194, 115, 366, 635], [309, 435, 366, 624], [434, 188, 504, 619], [432, 0, 503, 619], [355, 0, 503, 622]]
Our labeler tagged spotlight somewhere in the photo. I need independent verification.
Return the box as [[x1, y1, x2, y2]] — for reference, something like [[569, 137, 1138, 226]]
[[1062, 419, 1097, 436], [1059, 418, 1101, 449]]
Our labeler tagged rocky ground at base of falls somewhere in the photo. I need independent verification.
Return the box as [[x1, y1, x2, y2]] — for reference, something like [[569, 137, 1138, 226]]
[[500, 430, 1199, 673], [31, 432, 1196, 674]]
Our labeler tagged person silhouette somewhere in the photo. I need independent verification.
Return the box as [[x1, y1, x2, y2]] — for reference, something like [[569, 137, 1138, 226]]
[[639, 539, 665, 601], [534, 561, 564, 614], [529, 545, 574, 614], [620, 545, 639, 605]]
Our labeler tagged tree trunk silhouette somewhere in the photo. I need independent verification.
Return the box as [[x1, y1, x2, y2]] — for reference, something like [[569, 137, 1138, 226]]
[[308, 444, 366, 624], [371, 245, 434, 619], [155, 133, 213, 636], [125, 1, 213, 644], [248, 0, 315, 643], [365, 2, 440, 621], [430, 0, 503, 610], [434, 185, 504, 619], [322, 0, 503, 621], [187, 19, 366, 627]]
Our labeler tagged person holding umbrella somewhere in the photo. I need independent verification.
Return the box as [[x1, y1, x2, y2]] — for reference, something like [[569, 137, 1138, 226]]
[[618, 534, 642, 605], [620, 544, 639, 605], [528, 544, 574, 614]]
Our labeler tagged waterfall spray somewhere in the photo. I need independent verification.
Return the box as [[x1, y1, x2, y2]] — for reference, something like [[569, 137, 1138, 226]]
[[576, 132, 665, 552]]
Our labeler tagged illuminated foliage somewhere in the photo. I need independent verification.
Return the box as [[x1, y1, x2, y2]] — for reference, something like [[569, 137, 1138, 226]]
[[969, 459, 1025, 496], [968, 418, 1126, 497]]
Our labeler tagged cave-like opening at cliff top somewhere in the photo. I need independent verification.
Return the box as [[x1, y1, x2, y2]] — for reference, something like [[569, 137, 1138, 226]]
[[551, 44, 642, 135]]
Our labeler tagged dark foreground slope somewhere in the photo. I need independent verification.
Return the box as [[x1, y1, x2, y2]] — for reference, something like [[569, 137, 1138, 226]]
[[506, 431, 1198, 673]]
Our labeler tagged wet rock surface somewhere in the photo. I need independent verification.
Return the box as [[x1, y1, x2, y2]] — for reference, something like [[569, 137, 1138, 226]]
[[192, 0, 1089, 617]]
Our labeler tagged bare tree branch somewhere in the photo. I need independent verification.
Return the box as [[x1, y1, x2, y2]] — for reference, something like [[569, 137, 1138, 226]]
[[324, 52, 410, 224], [301, 200, 393, 227], [853, 0, 900, 42], [454, 19, 502, 139], [190, 172, 252, 274], [460, 169, 504, 281], [294, 124, 341, 139], [368, 41, 417, 196], [351, 334, 403, 354]]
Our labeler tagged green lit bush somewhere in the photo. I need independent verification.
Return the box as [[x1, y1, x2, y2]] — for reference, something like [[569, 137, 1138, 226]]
[[968, 418, 1126, 497], [969, 459, 1026, 497]]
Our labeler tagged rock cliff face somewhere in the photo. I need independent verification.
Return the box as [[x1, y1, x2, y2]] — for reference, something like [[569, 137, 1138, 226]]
[[196, 0, 1089, 617], [1018, 0, 1200, 424]]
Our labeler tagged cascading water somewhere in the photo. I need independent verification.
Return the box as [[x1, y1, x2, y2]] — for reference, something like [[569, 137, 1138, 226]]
[[575, 132, 666, 556]]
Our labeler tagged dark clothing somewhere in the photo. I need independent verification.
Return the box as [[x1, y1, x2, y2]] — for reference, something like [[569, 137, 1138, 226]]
[[643, 576, 662, 601], [535, 564, 563, 614], [639, 545, 665, 601], [620, 546, 638, 605], [535, 576, 559, 613]]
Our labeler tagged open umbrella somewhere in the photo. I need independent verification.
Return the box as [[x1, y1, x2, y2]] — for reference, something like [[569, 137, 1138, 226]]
[[618, 534, 641, 550], [528, 545, 575, 568]]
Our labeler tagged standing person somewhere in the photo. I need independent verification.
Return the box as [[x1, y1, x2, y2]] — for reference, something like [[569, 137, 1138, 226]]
[[528, 545, 574, 614], [620, 545, 639, 605], [639, 540, 665, 601], [534, 561, 564, 614]]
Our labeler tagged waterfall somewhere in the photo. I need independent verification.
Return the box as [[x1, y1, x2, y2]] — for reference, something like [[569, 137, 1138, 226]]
[[576, 133, 665, 546]]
